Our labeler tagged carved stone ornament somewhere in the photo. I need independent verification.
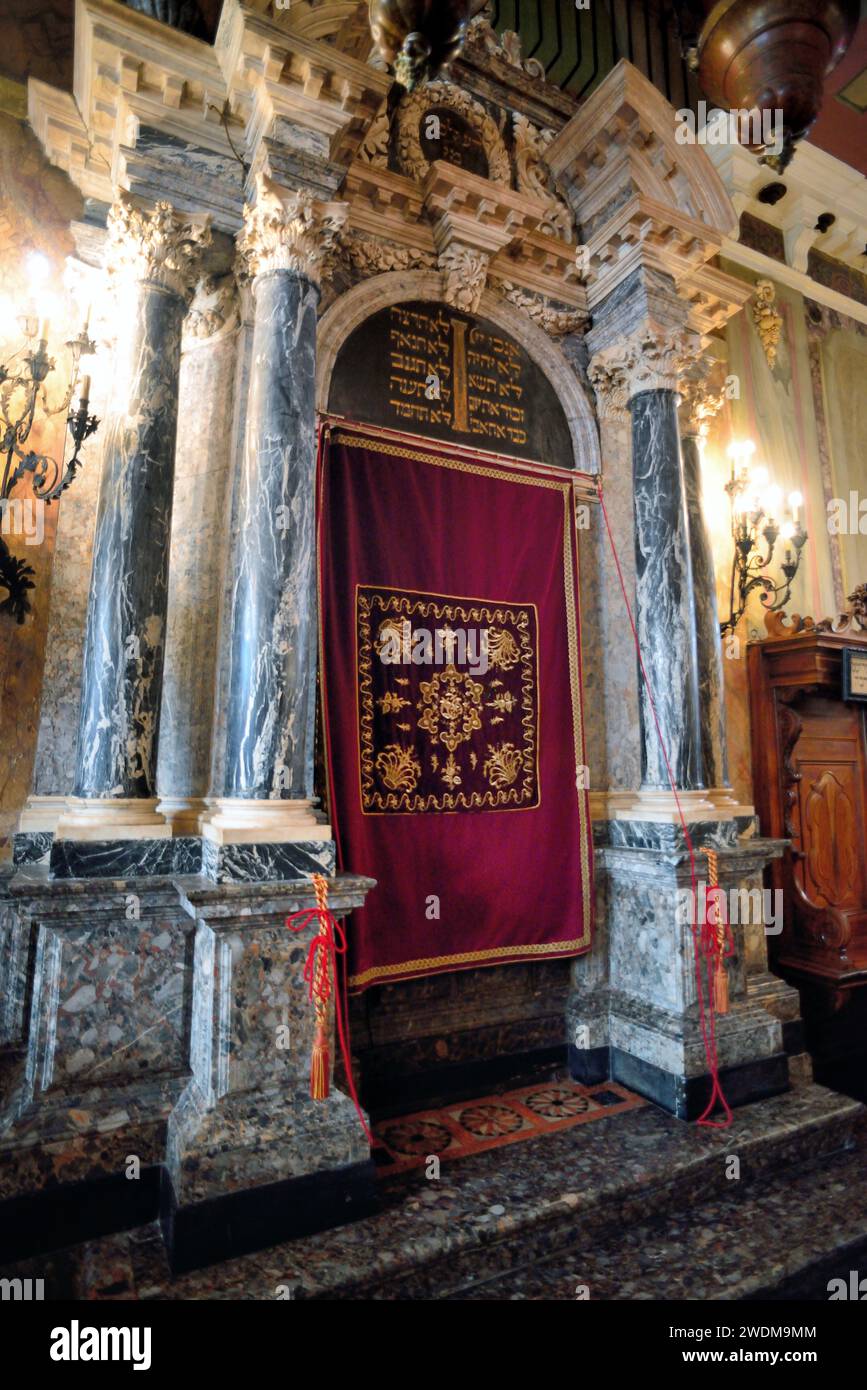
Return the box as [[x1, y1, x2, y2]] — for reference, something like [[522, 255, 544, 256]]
[[586, 356, 630, 421], [465, 13, 546, 78], [395, 80, 511, 186], [105, 194, 212, 304], [589, 327, 702, 411], [752, 278, 783, 370], [677, 357, 727, 437], [236, 174, 349, 286], [439, 243, 489, 314], [183, 273, 240, 345], [512, 114, 574, 243], [358, 99, 390, 168], [491, 278, 586, 339], [339, 229, 436, 277]]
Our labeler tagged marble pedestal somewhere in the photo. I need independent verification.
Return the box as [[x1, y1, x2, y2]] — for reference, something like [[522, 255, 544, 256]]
[[33, 830, 336, 884], [568, 820, 793, 1119], [0, 869, 375, 1268]]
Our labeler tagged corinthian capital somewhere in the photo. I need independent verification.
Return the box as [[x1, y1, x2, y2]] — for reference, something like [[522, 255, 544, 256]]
[[105, 194, 212, 304], [237, 174, 349, 286], [589, 326, 703, 410], [677, 357, 726, 438]]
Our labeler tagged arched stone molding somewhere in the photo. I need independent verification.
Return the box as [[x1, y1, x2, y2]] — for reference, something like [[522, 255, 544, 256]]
[[316, 270, 602, 474]]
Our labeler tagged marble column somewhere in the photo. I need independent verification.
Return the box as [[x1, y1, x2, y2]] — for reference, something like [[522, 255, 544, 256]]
[[678, 371, 732, 800], [54, 197, 211, 852], [156, 275, 240, 836], [204, 175, 347, 879]]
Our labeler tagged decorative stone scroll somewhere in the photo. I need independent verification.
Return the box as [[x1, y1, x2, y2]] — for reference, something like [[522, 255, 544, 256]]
[[105, 194, 211, 303], [396, 81, 511, 187], [512, 114, 574, 243], [236, 174, 348, 287], [339, 230, 436, 278]]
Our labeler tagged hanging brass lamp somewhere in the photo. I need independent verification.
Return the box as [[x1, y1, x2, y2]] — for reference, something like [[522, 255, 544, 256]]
[[367, 0, 489, 90], [695, 0, 859, 171]]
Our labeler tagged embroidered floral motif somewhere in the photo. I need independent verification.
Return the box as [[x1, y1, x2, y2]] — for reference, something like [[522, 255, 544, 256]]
[[357, 585, 539, 814]]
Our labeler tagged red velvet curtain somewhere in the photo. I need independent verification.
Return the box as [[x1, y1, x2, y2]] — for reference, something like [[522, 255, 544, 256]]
[[318, 428, 593, 992]]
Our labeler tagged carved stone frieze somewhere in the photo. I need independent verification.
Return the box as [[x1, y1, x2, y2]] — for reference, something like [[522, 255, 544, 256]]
[[105, 194, 212, 303], [236, 173, 348, 286], [339, 229, 437, 277], [490, 278, 586, 339], [395, 80, 511, 187], [438, 243, 489, 314], [512, 113, 574, 243]]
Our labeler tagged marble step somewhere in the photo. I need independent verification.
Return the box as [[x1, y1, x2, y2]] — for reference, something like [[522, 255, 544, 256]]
[[299, 1083, 864, 1301], [452, 1143, 867, 1300]]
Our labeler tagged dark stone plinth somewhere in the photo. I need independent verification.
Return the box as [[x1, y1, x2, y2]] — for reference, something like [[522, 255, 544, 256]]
[[609, 1046, 790, 1121], [49, 836, 202, 879], [604, 816, 762, 852], [12, 831, 52, 866], [46, 836, 336, 883], [161, 1158, 379, 1273], [0, 1166, 163, 1265], [201, 836, 335, 883]]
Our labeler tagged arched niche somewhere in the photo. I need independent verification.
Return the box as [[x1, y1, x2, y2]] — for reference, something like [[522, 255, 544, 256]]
[[317, 271, 601, 474]]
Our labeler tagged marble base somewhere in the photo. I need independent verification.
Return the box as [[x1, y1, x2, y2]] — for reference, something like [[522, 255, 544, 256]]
[[12, 831, 52, 867], [54, 798, 171, 842], [567, 828, 795, 1118], [201, 836, 336, 883], [204, 798, 331, 844], [0, 870, 376, 1260], [156, 797, 209, 836], [615, 789, 722, 822], [46, 836, 337, 883], [16, 796, 68, 833], [50, 836, 203, 880]]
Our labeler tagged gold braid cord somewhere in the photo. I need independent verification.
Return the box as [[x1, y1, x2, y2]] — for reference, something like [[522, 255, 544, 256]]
[[310, 873, 331, 1099], [702, 849, 729, 1015]]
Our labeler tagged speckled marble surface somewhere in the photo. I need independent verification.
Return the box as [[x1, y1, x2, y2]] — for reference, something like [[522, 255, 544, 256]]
[[0, 1081, 862, 1301]]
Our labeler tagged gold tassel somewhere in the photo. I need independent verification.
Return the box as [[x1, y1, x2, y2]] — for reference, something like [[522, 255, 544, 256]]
[[703, 849, 729, 1014]]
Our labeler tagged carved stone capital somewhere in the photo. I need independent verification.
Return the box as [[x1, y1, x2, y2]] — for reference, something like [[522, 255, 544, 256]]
[[589, 326, 703, 409], [182, 274, 240, 347], [587, 354, 629, 421], [236, 174, 349, 287], [439, 244, 489, 315], [677, 357, 727, 437], [105, 194, 212, 304]]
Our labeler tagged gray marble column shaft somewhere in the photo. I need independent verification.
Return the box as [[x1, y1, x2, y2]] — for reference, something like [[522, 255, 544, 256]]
[[74, 279, 187, 799], [681, 429, 730, 790], [630, 388, 705, 791], [222, 268, 319, 800]]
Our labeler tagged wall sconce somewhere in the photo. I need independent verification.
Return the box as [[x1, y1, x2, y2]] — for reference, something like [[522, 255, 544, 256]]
[[719, 439, 808, 637], [0, 253, 100, 623]]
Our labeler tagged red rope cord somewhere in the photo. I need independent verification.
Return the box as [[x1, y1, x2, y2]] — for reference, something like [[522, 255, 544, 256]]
[[595, 479, 732, 1127]]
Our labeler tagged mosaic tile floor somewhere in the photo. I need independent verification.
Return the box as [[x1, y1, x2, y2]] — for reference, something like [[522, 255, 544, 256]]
[[374, 1079, 645, 1173]]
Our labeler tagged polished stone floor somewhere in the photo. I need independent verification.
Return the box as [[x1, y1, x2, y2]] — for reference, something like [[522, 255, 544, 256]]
[[1, 1079, 864, 1300]]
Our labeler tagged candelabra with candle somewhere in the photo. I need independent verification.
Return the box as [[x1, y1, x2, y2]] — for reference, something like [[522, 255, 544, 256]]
[[0, 253, 99, 623], [719, 439, 808, 637]]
